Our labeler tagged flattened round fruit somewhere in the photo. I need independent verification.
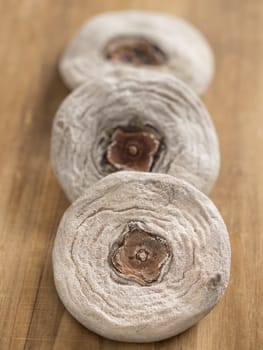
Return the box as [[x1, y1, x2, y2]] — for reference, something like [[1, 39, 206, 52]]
[[59, 10, 214, 95], [51, 69, 219, 201], [53, 171, 231, 342]]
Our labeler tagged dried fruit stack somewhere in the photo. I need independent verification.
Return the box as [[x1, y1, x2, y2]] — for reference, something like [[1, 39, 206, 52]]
[[51, 11, 231, 343]]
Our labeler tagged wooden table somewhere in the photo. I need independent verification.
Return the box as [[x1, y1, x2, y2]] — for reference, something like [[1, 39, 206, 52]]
[[0, 1, 262, 349]]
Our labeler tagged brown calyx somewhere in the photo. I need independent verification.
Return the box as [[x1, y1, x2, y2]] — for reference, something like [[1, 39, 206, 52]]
[[105, 37, 166, 66], [106, 128, 160, 172], [110, 227, 171, 286]]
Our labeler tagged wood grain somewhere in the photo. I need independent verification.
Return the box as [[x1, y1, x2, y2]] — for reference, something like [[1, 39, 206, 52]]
[[0, 0, 262, 349]]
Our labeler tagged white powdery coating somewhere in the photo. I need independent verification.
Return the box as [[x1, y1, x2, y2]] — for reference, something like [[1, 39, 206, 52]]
[[59, 10, 214, 95], [53, 171, 231, 343], [51, 69, 220, 202]]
